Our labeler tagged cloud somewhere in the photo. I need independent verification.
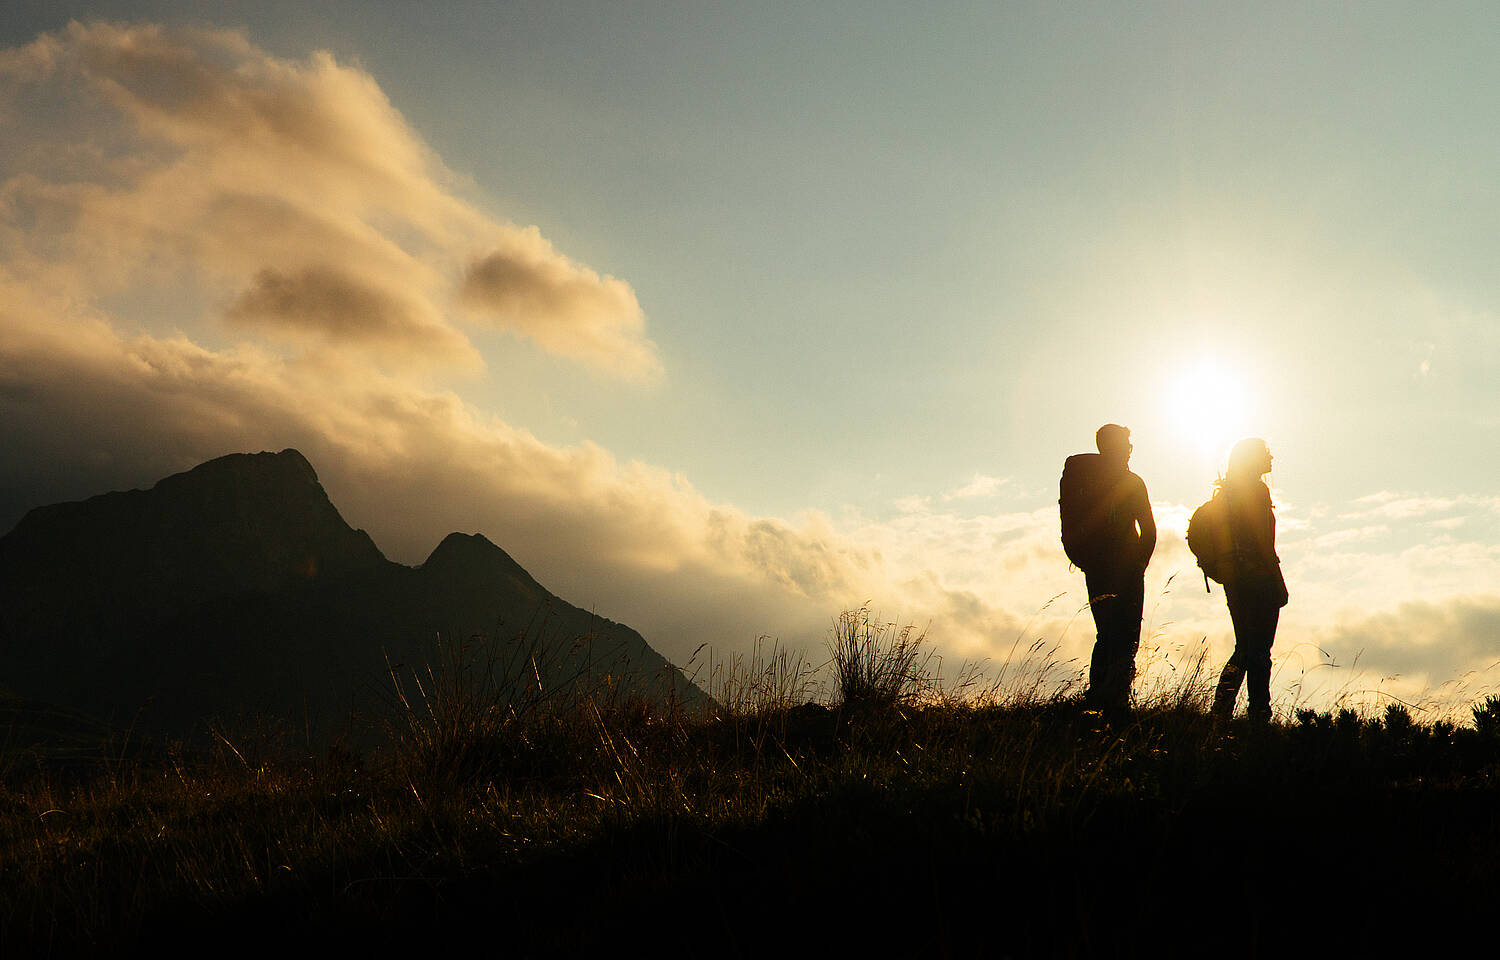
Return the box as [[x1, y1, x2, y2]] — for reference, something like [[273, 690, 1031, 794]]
[[461, 233, 662, 382], [1307, 598, 1500, 716], [0, 20, 656, 378], [1321, 597, 1500, 677], [1344, 493, 1459, 520], [1343, 492, 1500, 523], [1312, 525, 1389, 548], [943, 473, 1008, 500], [891, 494, 931, 514], [225, 264, 475, 362]]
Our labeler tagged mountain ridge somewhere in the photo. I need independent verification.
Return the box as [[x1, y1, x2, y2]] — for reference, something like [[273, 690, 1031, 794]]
[[0, 449, 707, 740]]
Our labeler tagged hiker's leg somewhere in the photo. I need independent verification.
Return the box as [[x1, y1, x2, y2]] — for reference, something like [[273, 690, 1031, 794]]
[[1115, 575, 1144, 705], [1244, 601, 1280, 723], [1216, 586, 1253, 720], [1212, 659, 1244, 720], [1084, 570, 1115, 708], [1085, 570, 1141, 713], [1226, 580, 1279, 722]]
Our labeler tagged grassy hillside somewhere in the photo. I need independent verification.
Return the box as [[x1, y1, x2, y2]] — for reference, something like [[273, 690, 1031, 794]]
[[4, 612, 1498, 955]]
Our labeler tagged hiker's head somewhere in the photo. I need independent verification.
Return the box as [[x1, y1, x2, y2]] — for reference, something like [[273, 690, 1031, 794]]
[[1228, 437, 1273, 479], [1095, 424, 1132, 465]]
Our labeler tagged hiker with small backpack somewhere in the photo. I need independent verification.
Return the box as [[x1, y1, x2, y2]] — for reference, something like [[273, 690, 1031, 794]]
[[1058, 424, 1156, 718], [1187, 438, 1288, 723]]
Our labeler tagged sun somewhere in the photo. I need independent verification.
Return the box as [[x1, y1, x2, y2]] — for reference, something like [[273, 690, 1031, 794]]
[[1163, 359, 1253, 464]]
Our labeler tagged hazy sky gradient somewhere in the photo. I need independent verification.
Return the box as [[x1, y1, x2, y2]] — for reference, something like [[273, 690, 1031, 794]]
[[3, 3, 1499, 715]]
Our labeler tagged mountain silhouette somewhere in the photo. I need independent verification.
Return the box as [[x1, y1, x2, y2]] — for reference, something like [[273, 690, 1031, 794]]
[[0, 450, 708, 741]]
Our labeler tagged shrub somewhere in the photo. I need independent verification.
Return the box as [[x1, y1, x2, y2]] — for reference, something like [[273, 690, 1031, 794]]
[[828, 607, 932, 711], [1335, 708, 1362, 738], [1384, 703, 1415, 737], [1472, 695, 1500, 737]]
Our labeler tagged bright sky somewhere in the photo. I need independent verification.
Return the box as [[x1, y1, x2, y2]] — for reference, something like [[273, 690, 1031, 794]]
[[3, 2, 1499, 715]]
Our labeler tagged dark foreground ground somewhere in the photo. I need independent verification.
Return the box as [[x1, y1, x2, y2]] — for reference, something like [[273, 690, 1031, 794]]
[[4, 692, 1497, 957]]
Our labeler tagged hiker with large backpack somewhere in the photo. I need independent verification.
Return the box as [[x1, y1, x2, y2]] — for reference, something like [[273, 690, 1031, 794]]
[[1059, 424, 1156, 718], [1192, 437, 1289, 723]]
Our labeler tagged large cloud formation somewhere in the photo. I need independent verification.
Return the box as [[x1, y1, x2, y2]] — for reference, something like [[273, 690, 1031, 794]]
[[0, 20, 657, 377]]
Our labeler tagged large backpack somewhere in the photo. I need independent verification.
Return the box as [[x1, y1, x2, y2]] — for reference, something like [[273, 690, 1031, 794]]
[[1186, 489, 1236, 590], [1058, 453, 1115, 573]]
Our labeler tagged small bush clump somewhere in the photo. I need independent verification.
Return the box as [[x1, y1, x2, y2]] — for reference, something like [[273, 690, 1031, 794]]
[[828, 606, 933, 710]]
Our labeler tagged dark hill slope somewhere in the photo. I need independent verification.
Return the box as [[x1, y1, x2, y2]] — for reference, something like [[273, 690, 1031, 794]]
[[0, 451, 707, 740]]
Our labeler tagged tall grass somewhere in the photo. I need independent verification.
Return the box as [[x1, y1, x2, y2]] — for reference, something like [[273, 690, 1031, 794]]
[[381, 616, 658, 793], [691, 634, 819, 716], [384, 636, 527, 791], [5, 607, 1500, 953]]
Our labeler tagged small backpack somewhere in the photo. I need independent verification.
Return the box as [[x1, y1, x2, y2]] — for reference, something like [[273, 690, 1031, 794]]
[[1058, 453, 1113, 573], [1186, 489, 1237, 590]]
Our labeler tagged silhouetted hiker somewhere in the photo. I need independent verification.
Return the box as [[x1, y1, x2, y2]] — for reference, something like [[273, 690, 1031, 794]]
[[1059, 424, 1156, 718], [1209, 438, 1288, 724]]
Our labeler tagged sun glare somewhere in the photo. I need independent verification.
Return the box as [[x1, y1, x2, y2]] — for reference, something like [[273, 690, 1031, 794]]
[[1163, 359, 1253, 465]]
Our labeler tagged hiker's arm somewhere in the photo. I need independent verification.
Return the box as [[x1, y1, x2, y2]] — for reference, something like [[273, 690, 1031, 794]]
[[1134, 481, 1156, 567]]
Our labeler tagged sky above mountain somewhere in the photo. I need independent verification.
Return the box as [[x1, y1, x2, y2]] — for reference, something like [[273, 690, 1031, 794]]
[[3, 3, 1499, 714]]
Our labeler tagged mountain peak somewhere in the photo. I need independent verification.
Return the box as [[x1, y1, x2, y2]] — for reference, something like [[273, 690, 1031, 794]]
[[155, 448, 319, 492], [421, 531, 544, 601], [425, 531, 515, 569], [1, 447, 387, 616]]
